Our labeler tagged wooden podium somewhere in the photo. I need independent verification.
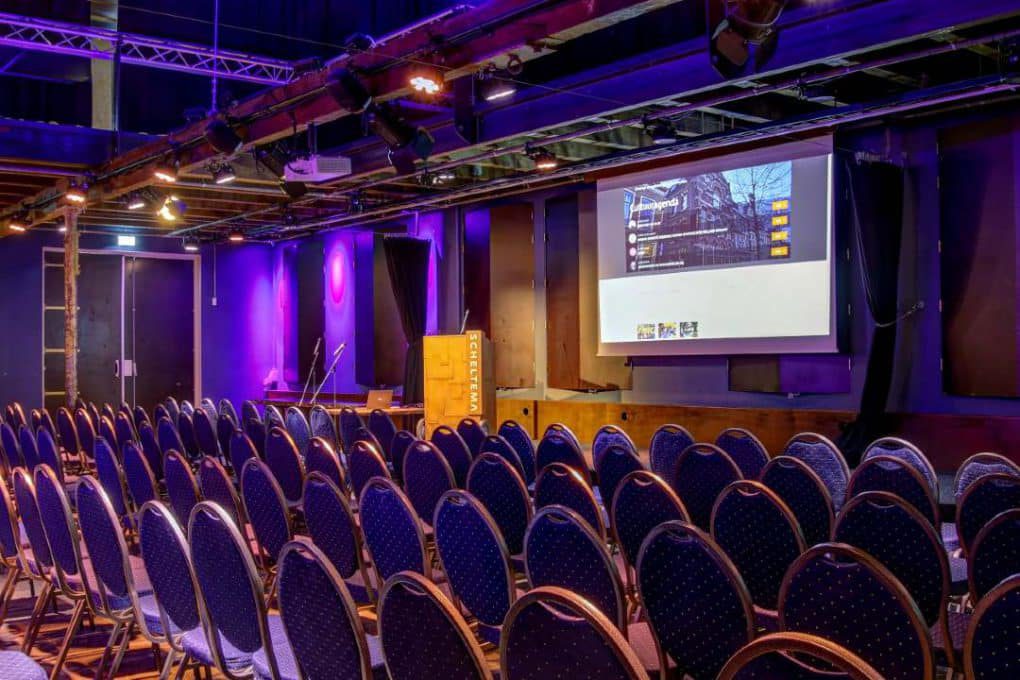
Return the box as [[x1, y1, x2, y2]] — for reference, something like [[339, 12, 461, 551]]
[[423, 331, 496, 437]]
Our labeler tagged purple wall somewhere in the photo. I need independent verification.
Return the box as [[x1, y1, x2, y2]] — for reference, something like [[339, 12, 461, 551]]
[[322, 230, 360, 392]]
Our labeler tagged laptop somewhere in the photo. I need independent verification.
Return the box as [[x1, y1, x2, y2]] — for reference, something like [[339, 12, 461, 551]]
[[365, 389, 394, 409]]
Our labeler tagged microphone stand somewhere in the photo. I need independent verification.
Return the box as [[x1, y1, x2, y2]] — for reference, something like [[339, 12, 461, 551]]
[[299, 338, 322, 406], [312, 344, 346, 405]]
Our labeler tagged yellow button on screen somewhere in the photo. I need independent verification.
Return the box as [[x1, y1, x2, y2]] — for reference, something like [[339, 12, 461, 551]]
[[770, 245, 790, 257], [771, 199, 789, 211]]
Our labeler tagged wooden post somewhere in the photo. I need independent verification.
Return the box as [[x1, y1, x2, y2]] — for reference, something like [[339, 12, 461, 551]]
[[64, 208, 80, 409]]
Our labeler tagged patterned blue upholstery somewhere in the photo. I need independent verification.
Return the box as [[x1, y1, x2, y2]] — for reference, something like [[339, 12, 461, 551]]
[[216, 413, 236, 462], [779, 543, 934, 680], [833, 492, 948, 630], [13, 469, 52, 575], [502, 587, 645, 680], [245, 417, 267, 459], [201, 398, 218, 420], [56, 407, 80, 456], [965, 574, 1020, 680], [157, 417, 185, 463], [138, 502, 202, 639], [310, 405, 339, 452], [87, 402, 102, 431], [478, 434, 527, 482], [285, 407, 312, 458], [98, 416, 119, 456], [535, 463, 605, 539], [760, 456, 834, 547], [1, 422, 23, 469], [0, 478, 19, 563], [193, 408, 221, 459], [611, 470, 689, 571], [536, 432, 589, 482], [544, 423, 583, 451], [265, 427, 305, 506], [526, 506, 625, 629], [359, 478, 428, 582], [154, 403, 171, 425], [969, 508, 1020, 601], [368, 410, 399, 460], [595, 445, 644, 515], [114, 411, 137, 452], [955, 452, 1020, 498], [164, 450, 202, 527], [637, 521, 754, 680], [434, 490, 514, 627], [264, 405, 285, 433], [230, 429, 259, 479], [94, 437, 131, 521], [863, 437, 937, 495], [456, 418, 487, 458], [0, 651, 46, 680], [378, 572, 489, 680], [649, 424, 694, 480], [76, 476, 139, 610], [176, 412, 201, 460], [847, 455, 938, 528], [305, 437, 347, 491], [123, 441, 158, 509], [133, 405, 150, 428], [352, 427, 383, 458], [137, 420, 164, 480], [303, 473, 371, 603], [592, 425, 637, 470], [403, 440, 456, 526], [348, 440, 391, 501], [717, 632, 884, 679], [199, 457, 245, 528], [241, 400, 261, 426], [338, 407, 365, 454], [467, 453, 532, 557], [671, 443, 742, 531], [35, 427, 63, 482], [18, 425, 41, 471], [783, 435, 849, 512], [431, 425, 473, 487], [715, 428, 769, 479], [219, 399, 239, 426], [711, 481, 804, 611], [389, 430, 416, 483], [498, 420, 537, 486], [180, 400, 195, 421], [278, 541, 382, 680], [241, 459, 293, 564], [34, 466, 84, 592]]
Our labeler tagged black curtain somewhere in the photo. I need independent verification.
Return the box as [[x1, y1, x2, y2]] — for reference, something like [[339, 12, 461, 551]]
[[384, 237, 431, 405], [836, 157, 905, 465]]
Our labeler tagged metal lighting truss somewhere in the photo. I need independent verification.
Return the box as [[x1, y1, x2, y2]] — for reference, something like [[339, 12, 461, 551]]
[[0, 11, 294, 85]]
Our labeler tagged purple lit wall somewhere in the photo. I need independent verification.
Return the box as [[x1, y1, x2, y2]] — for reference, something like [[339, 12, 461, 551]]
[[273, 243, 299, 385], [408, 211, 444, 335], [322, 230, 360, 392]]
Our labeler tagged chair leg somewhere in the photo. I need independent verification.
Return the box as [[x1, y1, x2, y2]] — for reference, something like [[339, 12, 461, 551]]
[[48, 599, 86, 680], [158, 648, 179, 680], [21, 582, 53, 653], [93, 618, 123, 679], [0, 567, 19, 623], [107, 620, 134, 679]]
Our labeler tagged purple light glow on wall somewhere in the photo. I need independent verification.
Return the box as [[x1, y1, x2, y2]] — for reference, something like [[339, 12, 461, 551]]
[[323, 231, 359, 392], [411, 211, 443, 335], [328, 246, 347, 304]]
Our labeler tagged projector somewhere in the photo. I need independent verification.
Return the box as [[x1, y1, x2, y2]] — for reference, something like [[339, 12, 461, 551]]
[[284, 154, 353, 183]]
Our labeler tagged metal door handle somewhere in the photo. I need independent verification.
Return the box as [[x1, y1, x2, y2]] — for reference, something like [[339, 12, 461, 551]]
[[114, 360, 120, 378]]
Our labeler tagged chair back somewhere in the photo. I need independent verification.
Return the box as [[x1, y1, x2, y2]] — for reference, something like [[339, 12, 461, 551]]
[[229, 428, 259, 478], [434, 490, 515, 628], [76, 477, 139, 615], [535, 431, 588, 482], [12, 469, 52, 575], [201, 398, 218, 419], [671, 443, 742, 531], [305, 437, 347, 491], [403, 440, 456, 526], [277, 541, 374, 680], [969, 507, 1020, 601], [189, 501, 278, 677], [179, 400, 195, 420], [834, 492, 949, 632], [94, 436, 132, 521], [218, 398, 239, 426], [389, 430, 416, 483], [955, 452, 1020, 498], [847, 454, 939, 528], [592, 425, 637, 470], [56, 407, 80, 457], [265, 426, 305, 505], [478, 434, 527, 482], [338, 407, 365, 453], [244, 417, 267, 459], [0, 474, 22, 567], [611, 470, 689, 573], [123, 441, 158, 509], [535, 463, 605, 539], [138, 501, 201, 640], [88, 402, 102, 431], [114, 411, 138, 451], [264, 404, 285, 432], [779, 543, 935, 680], [36, 427, 63, 482], [783, 433, 850, 511], [637, 521, 755, 680], [36, 408, 57, 442], [98, 415, 119, 457], [34, 466, 89, 601], [176, 412, 201, 460], [456, 418, 486, 458], [154, 403, 171, 424], [285, 406, 312, 457], [526, 506, 625, 630], [310, 405, 339, 452], [595, 444, 644, 513], [368, 409, 398, 460], [198, 457, 246, 529], [303, 473, 366, 583], [760, 455, 834, 547], [467, 453, 532, 557], [711, 480, 805, 612], [241, 400, 261, 426], [18, 425, 41, 471], [240, 458, 293, 564], [359, 477, 429, 582], [192, 408, 220, 459], [216, 413, 235, 462], [957, 472, 1020, 556], [157, 417, 185, 462], [138, 419, 164, 479], [715, 428, 769, 479], [431, 425, 473, 487], [164, 449, 202, 527], [498, 420, 537, 486], [133, 405, 150, 428], [348, 439, 391, 501], [543, 422, 583, 450], [1, 422, 23, 469], [862, 437, 937, 495], [649, 424, 694, 480], [501, 587, 645, 680], [718, 632, 884, 680], [965, 574, 1020, 680], [379, 571, 492, 680]]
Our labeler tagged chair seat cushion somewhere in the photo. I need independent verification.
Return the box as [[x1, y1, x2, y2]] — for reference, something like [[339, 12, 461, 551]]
[[253, 614, 300, 680], [0, 651, 46, 680], [627, 620, 675, 673], [941, 522, 960, 553], [345, 567, 376, 606], [182, 626, 252, 673], [53, 554, 153, 611], [949, 555, 968, 595], [932, 610, 970, 654], [139, 593, 181, 637]]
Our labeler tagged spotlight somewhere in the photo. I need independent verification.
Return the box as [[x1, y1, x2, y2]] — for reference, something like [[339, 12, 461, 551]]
[[477, 73, 516, 102], [58, 224, 67, 233], [153, 163, 178, 183], [204, 119, 245, 154], [126, 193, 146, 210], [528, 148, 559, 171], [8, 211, 28, 232], [325, 67, 372, 114], [436, 170, 456, 182], [228, 230, 245, 243], [708, 0, 790, 78], [183, 237, 200, 252], [211, 163, 237, 185], [645, 119, 678, 145], [158, 195, 186, 222], [65, 182, 87, 204], [364, 103, 434, 173], [409, 67, 443, 95]]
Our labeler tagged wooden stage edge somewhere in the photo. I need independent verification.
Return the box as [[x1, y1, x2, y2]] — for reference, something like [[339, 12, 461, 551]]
[[495, 398, 1020, 472]]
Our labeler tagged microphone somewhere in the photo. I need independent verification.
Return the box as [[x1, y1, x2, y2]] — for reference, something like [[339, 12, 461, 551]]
[[334, 342, 346, 357], [459, 308, 470, 334], [312, 336, 322, 357]]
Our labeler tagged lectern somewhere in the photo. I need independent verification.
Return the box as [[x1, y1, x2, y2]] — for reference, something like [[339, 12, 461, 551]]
[[423, 330, 496, 437]]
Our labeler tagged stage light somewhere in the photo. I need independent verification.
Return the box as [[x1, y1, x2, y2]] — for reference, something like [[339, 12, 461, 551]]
[[364, 103, 434, 173], [228, 230, 245, 242], [325, 67, 372, 114], [211, 163, 237, 185], [158, 195, 186, 222], [126, 193, 147, 210], [58, 224, 67, 233], [436, 170, 456, 182], [410, 67, 443, 95], [477, 74, 516, 102], [645, 119, 678, 145], [183, 238, 200, 252], [153, 164, 177, 183], [65, 182, 87, 204], [708, 0, 790, 78], [7, 220, 26, 233], [529, 148, 559, 171], [204, 119, 244, 154]]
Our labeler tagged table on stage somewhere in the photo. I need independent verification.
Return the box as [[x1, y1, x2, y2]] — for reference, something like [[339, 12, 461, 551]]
[[322, 404, 424, 432]]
